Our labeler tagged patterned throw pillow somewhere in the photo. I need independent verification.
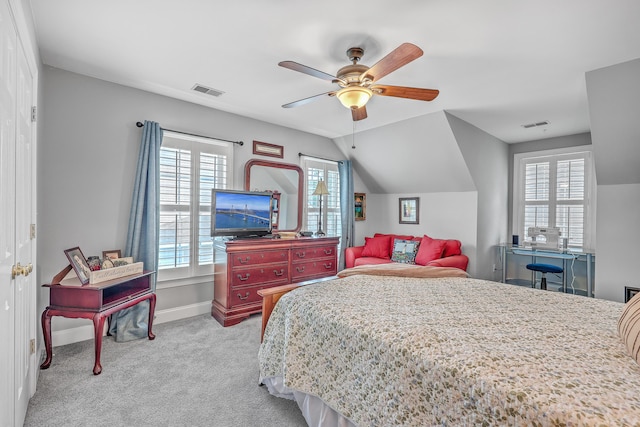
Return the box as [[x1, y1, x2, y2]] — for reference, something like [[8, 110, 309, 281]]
[[619, 292, 640, 365], [390, 239, 420, 264]]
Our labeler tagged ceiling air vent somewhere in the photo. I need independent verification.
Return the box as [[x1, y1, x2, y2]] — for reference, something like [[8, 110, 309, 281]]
[[522, 120, 549, 129], [191, 84, 225, 97]]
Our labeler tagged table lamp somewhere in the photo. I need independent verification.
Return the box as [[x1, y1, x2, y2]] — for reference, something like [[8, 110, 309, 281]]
[[313, 179, 329, 236]]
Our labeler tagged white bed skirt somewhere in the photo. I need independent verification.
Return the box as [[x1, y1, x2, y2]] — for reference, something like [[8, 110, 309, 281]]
[[261, 376, 356, 427]]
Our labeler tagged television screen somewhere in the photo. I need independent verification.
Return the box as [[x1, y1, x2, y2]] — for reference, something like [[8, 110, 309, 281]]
[[211, 189, 272, 237]]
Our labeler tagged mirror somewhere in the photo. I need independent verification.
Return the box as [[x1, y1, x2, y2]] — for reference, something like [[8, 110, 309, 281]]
[[244, 159, 303, 232]]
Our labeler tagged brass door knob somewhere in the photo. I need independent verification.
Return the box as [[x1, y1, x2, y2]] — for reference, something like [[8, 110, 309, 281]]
[[10, 262, 32, 279]]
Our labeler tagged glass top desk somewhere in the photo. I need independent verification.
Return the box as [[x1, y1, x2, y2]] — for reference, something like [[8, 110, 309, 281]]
[[498, 244, 595, 297]]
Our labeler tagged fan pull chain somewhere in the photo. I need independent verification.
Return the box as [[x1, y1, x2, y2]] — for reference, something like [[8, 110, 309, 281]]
[[352, 121, 356, 149]]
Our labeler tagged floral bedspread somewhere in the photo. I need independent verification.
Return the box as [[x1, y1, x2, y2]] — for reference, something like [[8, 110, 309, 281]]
[[258, 275, 640, 426]]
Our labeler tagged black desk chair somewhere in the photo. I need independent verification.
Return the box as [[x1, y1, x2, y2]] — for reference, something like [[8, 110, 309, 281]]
[[526, 263, 563, 290]]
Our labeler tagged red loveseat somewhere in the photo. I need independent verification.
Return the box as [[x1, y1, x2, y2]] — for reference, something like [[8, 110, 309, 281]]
[[345, 233, 469, 271]]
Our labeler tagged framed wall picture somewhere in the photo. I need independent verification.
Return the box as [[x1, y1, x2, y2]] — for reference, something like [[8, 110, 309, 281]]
[[64, 246, 91, 285], [399, 197, 420, 224], [354, 192, 366, 221], [253, 140, 283, 158], [625, 286, 640, 303]]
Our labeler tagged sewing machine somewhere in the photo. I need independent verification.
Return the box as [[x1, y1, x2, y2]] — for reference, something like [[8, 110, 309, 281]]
[[525, 227, 561, 250]]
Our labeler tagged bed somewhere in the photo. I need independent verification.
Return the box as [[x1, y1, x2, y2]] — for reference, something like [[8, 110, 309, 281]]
[[258, 270, 640, 426]]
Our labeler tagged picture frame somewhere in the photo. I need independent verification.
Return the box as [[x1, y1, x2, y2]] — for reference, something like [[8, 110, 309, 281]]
[[625, 286, 640, 303], [102, 249, 122, 260], [399, 197, 420, 224], [64, 246, 91, 285], [354, 192, 366, 221], [253, 140, 283, 158]]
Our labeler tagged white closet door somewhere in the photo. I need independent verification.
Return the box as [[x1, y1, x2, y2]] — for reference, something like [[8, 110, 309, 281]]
[[13, 22, 35, 425], [0, 0, 18, 423], [0, 1, 36, 425]]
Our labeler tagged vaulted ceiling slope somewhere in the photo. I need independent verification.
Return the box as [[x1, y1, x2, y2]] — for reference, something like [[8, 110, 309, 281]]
[[30, 0, 640, 143], [333, 111, 475, 194]]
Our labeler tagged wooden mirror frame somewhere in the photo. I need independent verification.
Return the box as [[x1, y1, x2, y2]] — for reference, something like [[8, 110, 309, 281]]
[[244, 159, 304, 232]]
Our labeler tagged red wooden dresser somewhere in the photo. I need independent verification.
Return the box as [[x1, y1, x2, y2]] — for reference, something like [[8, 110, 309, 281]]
[[212, 236, 339, 326]]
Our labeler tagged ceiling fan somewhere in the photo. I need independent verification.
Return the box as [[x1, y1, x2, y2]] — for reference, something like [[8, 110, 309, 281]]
[[279, 43, 439, 121]]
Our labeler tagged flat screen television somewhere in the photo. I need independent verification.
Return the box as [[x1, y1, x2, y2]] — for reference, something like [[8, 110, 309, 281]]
[[211, 189, 272, 238]]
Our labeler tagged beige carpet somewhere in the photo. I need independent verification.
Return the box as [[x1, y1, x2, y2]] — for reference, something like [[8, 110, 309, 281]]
[[24, 314, 306, 427]]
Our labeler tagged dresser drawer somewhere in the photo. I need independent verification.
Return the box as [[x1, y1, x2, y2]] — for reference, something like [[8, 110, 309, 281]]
[[229, 284, 268, 307], [230, 249, 288, 267], [230, 264, 289, 288], [291, 245, 337, 262], [291, 259, 337, 281]]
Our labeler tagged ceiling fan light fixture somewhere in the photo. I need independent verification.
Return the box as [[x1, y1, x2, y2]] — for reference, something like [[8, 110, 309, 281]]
[[336, 86, 372, 110]]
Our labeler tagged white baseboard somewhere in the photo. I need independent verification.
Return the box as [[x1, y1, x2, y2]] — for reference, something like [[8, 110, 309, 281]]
[[50, 301, 212, 347]]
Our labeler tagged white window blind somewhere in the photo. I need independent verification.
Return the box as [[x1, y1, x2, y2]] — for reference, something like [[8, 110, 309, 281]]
[[158, 132, 232, 281], [514, 148, 593, 249], [302, 158, 341, 237]]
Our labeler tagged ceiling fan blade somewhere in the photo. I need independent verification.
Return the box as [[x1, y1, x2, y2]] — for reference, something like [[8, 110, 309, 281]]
[[278, 61, 336, 81], [371, 85, 439, 101], [351, 106, 367, 121], [361, 43, 423, 83], [282, 91, 335, 108]]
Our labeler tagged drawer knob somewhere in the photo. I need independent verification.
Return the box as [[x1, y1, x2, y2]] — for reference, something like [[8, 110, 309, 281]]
[[237, 292, 250, 300], [238, 256, 250, 264], [237, 273, 251, 281], [324, 263, 333, 269], [296, 252, 305, 258], [296, 266, 305, 273], [273, 269, 284, 277], [324, 249, 333, 255]]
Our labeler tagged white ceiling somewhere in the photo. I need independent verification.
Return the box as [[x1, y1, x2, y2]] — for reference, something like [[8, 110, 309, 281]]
[[30, 0, 640, 143]]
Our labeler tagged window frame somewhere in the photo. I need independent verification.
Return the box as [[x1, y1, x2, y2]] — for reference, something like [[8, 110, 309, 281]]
[[301, 157, 341, 237], [512, 145, 595, 250], [157, 131, 233, 284]]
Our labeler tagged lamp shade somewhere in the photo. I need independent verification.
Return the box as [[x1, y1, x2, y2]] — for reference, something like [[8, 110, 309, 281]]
[[313, 179, 329, 196], [336, 86, 372, 110]]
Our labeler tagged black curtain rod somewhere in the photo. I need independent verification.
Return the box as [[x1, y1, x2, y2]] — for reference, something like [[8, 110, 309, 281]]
[[298, 152, 343, 164], [136, 122, 244, 146]]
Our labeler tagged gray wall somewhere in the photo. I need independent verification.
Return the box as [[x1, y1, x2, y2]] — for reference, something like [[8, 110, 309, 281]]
[[447, 112, 509, 281], [332, 110, 511, 280], [507, 133, 592, 236], [38, 66, 345, 336], [586, 58, 640, 302], [332, 111, 480, 272]]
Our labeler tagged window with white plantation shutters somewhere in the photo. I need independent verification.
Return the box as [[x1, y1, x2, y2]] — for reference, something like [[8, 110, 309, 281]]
[[302, 157, 341, 237], [515, 149, 592, 249], [158, 132, 232, 281]]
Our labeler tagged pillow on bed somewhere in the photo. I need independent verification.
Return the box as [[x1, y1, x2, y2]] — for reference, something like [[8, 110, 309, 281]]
[[361, 235, 392, 259], [618, 292, 640, 365], [390, 239, 420, 264], [414, 235, 447, 265]]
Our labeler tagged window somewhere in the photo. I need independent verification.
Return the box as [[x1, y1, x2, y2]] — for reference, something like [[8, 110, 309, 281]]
[[302, 157, 341, 237], [158, 132, 232, 281], [513, 147, 593, 249]]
